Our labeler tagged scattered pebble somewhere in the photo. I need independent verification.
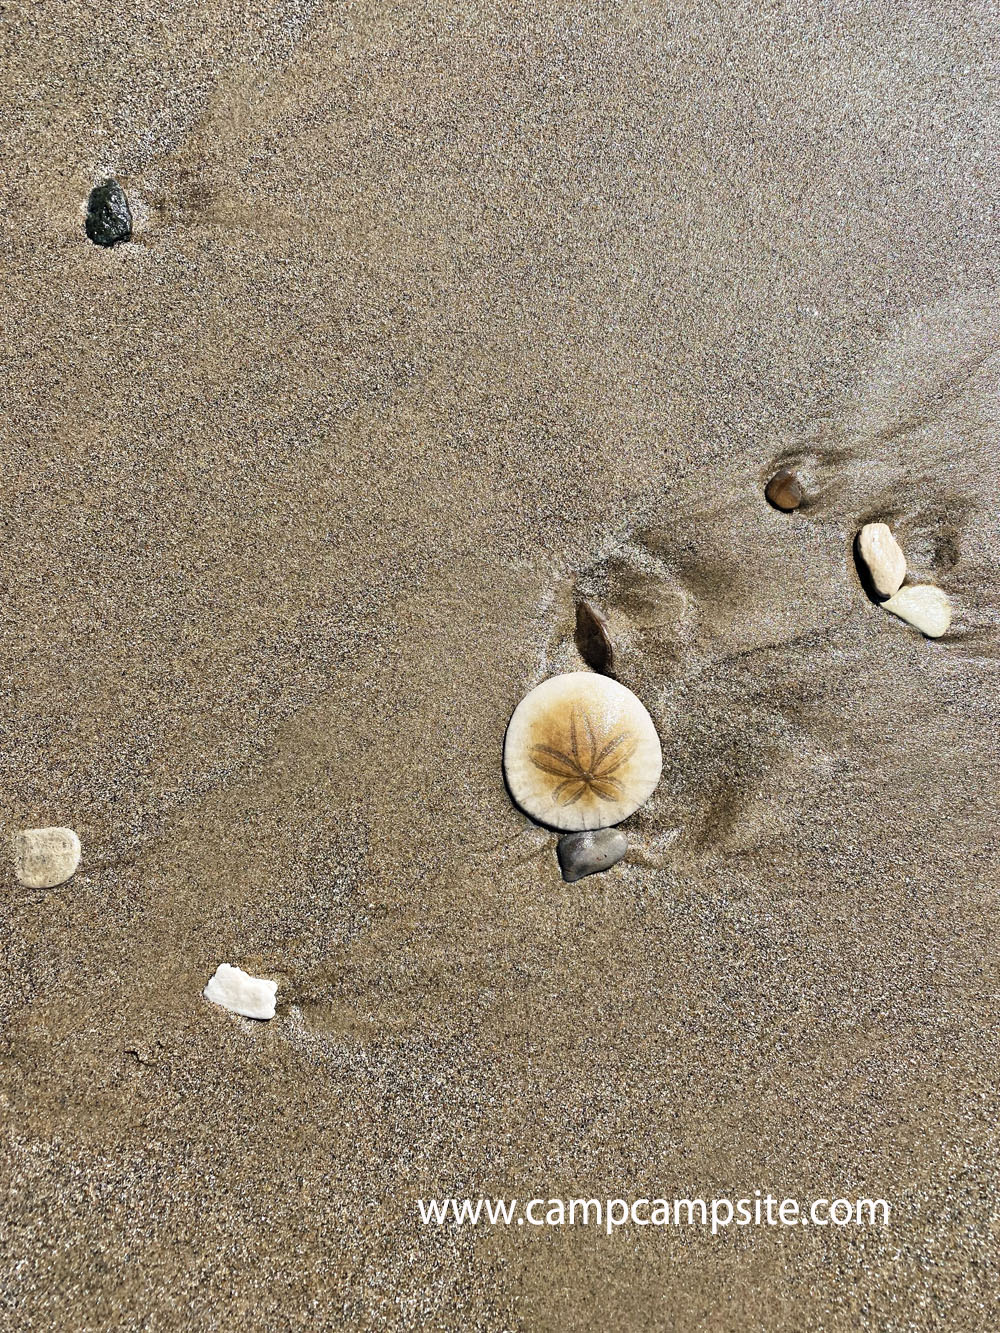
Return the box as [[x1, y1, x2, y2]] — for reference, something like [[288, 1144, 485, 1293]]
[[858, 522, 906, 598], [204, 964, 277, 1020], [12, 827, 81, 889], [504, 671, 662, 831], [85, 178, 132, 247], [575, 598, 615, 674], [882, 585, 952, 639], [557, 828, 628, 882], [765, 468, 803, 511]]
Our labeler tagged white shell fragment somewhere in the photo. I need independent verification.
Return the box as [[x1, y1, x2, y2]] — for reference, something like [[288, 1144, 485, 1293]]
[[504, 671, 662, 831], [204, 964, 277, 1020], [858, 522, 906, 598], [12, 826, 81, 889], [882, 585, 953, 638]]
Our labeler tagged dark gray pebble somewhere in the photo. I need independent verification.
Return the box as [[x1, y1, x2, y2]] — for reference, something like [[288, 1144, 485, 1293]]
[[557, 828, 628, 882], [85, 179, 132, 247]]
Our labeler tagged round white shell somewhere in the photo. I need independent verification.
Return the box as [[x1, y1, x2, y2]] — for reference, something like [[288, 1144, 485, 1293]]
[[503, 672, 662, 831]]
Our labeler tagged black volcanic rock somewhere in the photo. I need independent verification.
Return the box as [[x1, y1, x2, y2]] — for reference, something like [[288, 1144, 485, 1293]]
[[85, 179, 132, 247]]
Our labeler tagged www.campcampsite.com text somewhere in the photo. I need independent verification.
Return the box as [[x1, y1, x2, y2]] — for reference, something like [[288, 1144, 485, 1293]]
[[417, 1194, 890, 1235]]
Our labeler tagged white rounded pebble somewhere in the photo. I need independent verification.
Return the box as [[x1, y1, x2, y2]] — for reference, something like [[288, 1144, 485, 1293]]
[[12, 827, 81, 888], [858, 522, 907, 598], [882, 585, 953, 638], [504, 672, 662, 831], [204, 963, 278, 1020]]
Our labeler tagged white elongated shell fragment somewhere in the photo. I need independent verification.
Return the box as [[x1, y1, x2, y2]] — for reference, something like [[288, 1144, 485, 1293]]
[[204, 963, 277, 1020], [858, 522, 906, 598], [12, 827, 81, 888], [882, 585, 953, 638], [503, 671, 662, 831]]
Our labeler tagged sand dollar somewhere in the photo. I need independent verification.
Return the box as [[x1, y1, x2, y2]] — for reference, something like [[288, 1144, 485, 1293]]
[[504, 672, 662, 831]]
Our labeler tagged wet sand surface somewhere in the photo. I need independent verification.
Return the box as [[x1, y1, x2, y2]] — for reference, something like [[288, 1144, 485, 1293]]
[[2, 3, 1000, 1329]]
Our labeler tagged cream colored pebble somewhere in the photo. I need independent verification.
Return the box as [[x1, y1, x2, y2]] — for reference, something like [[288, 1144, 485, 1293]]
[[12, 827, 81, 888], [858, 522, 906, 598], [882, 585, 953, 638]]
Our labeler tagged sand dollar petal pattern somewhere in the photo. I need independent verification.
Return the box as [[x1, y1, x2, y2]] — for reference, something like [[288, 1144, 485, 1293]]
[[503, 672, 662, 830]]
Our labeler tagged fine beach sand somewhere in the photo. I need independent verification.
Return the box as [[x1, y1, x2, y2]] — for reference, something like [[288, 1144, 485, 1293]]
[[2, 4, 1000, 1329]]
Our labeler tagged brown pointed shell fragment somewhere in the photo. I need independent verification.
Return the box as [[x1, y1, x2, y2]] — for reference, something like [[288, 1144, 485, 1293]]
[[503, 672, 662, 831], [765, 468, 803, 511], [575, 598, 614, 674]]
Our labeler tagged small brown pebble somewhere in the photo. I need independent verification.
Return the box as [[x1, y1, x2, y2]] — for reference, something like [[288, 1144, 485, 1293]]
[[575, 599, 614, 674], [765, 468, 803, 512]]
